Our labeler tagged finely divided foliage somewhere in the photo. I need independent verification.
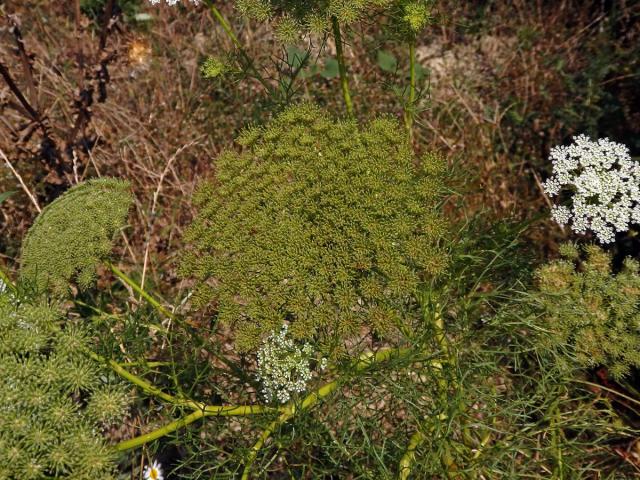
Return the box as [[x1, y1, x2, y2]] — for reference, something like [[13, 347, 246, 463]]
[[180, 104, 449, 352], [20, 179, 133, 295]]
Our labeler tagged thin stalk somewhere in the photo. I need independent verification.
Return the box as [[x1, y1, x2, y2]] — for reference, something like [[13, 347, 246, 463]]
[[331, 16, 354, 117], [404, 40, 417, 140], [108, 262, 174, 319], [242, 347, 411, 479], [207, 2, 274, 95], [397, 308, 461, 479], [87, 349, 186, 406], [551, 404, 564, 480], [208, 3, 241, 49]]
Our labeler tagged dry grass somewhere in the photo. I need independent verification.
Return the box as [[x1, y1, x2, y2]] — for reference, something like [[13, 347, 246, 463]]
[[1, 0, 638, 290]]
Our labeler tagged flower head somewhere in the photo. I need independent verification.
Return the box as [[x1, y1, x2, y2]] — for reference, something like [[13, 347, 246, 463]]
[[144, 460, 164, 480], [543, 134, 640, 243], [256, 324, 324, 404]]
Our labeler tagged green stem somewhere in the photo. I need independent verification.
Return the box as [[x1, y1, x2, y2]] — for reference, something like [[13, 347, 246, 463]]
[[117, 360, 171, 368], [331, 16, 354, 117], [116, 410, 205, 451], [398, 429, 425, 480], [115, 405, 277, 452], [108, 262, 174, 319], [404, 40, 416, 140], [397, 307, 460, 479], [86, 348, 282, 451], [87, 349, 185, 406], [207, 2, 273, 95], [551, 404, 564, 480], [208, 3, 241, 49], [242, 347, 410, 479]]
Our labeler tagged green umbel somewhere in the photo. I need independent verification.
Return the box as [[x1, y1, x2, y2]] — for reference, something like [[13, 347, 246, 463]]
[[20, 178, 133, 295], [181, 103, 449, 352], [0, 293, 129, 479], [535, 244, 640, 379]]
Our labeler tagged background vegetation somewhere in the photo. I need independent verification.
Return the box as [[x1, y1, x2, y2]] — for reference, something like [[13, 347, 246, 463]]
[[1, 0, 639, 479]]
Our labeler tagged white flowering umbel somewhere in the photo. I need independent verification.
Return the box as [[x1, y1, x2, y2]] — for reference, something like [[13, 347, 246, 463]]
[[257, 324, 324, 404], [543, 135, 640, 243]]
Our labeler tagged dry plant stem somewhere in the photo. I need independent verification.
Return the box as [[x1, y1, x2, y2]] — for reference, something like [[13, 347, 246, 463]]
[[404, 41, 417, 140], [0, 147, 41, 213], [241, 347, 413, 479], [331, 16, 354, 117], [140, 141, 197, 298]]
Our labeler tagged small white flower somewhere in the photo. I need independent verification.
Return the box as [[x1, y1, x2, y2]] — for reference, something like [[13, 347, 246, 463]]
[[144, 460, 164, 480], [543, 135, 640, 243], [256, 324, 326, 404]]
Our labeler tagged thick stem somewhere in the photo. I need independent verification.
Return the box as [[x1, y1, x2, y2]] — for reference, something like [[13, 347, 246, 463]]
[[115, 405, 276, 452], [397, 308, 458, 479], [398, 429, 425, 480], [331, 16, 354, 117], [242, 348, 411, 479]]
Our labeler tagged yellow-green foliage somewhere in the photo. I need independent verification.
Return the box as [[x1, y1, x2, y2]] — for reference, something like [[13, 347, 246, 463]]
[[20, 178, 132, 295], [0, 292, 128, 479], [181, 103, 449, 352], [535, 244, 640, 379], [235, 0, 394, 40]]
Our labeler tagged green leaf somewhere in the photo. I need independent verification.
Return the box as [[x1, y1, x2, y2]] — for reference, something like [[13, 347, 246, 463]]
[[377, 50, 397, 73], [286, 45, 307, 70], [321, 58, 339, 79], [0, 191, 16, 205], [415, 63, 429, 81], [299, 64, 319, 79]]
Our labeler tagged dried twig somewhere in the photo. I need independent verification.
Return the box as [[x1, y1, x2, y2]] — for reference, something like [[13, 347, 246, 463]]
[[0, 146, 41, 213]]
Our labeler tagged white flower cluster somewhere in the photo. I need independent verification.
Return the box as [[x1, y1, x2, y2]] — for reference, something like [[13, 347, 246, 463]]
[[543, 134, 640, 243], [148, 0, 200, 5], [256, 324, 325, 404]]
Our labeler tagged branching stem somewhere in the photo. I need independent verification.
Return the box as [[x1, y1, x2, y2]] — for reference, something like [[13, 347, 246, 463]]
[[207, 2, 274, 95], [242, 347, 411, 479], [397, 307, 461, 479]]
